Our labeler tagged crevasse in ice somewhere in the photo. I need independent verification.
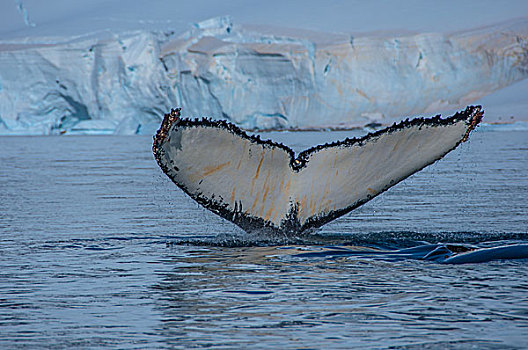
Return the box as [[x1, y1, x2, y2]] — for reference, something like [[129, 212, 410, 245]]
[[0, 16, 527, 135]]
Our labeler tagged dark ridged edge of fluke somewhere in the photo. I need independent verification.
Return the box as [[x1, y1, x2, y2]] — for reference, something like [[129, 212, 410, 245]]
[[153, 106, 483, 235], [152, 107, 181, 158], [154, 106, 482, 173], [297, 105, 483, 162]]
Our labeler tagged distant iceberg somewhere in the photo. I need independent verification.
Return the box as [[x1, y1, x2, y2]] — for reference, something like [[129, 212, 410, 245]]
[[0, 16, 527, 135], [480, 121, 528, 131]]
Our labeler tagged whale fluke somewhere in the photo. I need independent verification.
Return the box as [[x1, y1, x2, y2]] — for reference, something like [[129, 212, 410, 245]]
[[153, 106, 483, 235]]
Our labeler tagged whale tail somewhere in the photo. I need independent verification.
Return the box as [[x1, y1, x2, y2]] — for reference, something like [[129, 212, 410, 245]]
[[153, 106, 483, 235]]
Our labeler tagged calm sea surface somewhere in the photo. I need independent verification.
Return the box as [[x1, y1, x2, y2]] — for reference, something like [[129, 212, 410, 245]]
[[1, 127, 527, 349]]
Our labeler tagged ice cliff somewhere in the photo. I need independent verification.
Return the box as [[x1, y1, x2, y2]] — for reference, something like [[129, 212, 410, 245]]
[[0, 16, 527, 135]]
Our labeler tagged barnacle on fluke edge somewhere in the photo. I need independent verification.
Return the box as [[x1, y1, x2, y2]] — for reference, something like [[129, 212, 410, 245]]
[[153, 106, 483, 235]]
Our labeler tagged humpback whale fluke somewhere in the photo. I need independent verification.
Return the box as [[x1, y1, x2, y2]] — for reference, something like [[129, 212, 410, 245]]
[[153, 106, 483, 235]]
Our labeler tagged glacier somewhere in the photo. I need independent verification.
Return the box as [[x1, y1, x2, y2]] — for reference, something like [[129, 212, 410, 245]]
[[0, 16, 527, 135]]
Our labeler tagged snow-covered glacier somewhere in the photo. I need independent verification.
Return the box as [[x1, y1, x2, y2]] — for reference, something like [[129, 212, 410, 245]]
[[0, 16, 527, 134]]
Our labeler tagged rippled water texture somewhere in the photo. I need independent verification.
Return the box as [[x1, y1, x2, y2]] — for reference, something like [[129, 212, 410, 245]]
[[1, 128, 527, 348]]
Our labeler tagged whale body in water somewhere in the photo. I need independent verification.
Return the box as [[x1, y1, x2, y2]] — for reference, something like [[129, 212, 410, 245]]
[[153, 106, 482, 235]]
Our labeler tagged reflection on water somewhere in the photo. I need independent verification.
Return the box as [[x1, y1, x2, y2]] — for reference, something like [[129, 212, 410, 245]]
[[0, 130, 527, 348], [153, 243, 528, 349]]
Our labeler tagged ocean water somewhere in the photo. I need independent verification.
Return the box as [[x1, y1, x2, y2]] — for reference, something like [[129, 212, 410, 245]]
[[0, 128, 527, 349]]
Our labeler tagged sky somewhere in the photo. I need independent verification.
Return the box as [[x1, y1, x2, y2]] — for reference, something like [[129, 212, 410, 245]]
[[1, 0, 528, 39]]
